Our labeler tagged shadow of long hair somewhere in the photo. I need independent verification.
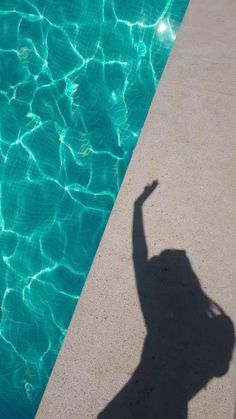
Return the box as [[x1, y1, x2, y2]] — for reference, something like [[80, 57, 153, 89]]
[[98, 181, 235, 419]]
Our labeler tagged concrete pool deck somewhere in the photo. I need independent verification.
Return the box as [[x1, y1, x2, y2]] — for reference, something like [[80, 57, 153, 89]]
[[36, 0, 236, 417]]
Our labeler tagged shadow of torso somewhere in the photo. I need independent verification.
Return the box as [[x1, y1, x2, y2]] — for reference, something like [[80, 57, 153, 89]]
[[98, 250, 235, 419]]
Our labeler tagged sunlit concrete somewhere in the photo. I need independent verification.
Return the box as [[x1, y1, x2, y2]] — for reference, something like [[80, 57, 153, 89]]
[[36, 0, 236, 417]]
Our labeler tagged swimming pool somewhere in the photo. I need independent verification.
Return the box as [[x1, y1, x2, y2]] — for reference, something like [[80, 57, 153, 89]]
[[0, 0, 189, 417]]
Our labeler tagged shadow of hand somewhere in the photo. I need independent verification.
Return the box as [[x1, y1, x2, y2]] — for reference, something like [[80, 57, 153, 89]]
[[135, 180, 158, 205]]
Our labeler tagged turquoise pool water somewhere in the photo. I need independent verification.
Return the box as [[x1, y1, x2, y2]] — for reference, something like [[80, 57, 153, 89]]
[[0, 1, 189, 417]]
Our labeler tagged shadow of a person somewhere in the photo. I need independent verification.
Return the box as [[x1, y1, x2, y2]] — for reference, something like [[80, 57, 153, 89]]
[[98, 181, 235, 419]]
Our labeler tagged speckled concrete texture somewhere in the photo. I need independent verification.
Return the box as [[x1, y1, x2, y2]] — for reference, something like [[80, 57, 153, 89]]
[[36, 0, 236, 417]]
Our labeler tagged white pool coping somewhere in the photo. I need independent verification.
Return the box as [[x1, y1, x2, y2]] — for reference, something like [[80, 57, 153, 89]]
[[36, 0, 236, 417]]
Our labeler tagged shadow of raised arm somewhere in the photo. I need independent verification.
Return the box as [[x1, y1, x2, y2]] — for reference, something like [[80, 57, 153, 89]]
[[132, 180, 158, 278]]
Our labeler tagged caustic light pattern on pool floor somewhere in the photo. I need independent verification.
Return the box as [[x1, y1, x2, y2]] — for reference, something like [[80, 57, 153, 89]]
[[0, 0, 189, 417]]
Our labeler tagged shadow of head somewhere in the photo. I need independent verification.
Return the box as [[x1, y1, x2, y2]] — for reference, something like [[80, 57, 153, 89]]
[[145, 249, 235, 393]]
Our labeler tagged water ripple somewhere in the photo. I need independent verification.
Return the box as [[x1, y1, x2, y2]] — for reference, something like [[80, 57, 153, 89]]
[[0, 0, 189, 417]]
